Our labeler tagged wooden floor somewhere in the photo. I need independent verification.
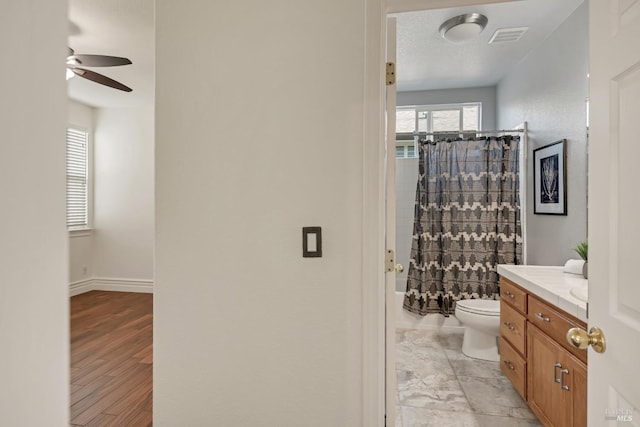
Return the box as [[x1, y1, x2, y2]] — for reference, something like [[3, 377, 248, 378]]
[[70, 291, 152, 427]]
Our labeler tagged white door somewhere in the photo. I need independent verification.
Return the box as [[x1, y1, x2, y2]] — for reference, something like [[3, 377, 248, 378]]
[[587, 0, 640, 424], [384, 16, 398, 427]]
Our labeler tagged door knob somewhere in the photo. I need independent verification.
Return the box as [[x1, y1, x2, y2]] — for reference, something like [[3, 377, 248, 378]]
[[395, 264, 404, 273], [566, 326, 606, 353]]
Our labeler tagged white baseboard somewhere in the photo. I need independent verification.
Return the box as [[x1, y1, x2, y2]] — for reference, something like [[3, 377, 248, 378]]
[[69, 279, 95, 297], [92, 277, 154, 293], [69, 277, 154, 296]]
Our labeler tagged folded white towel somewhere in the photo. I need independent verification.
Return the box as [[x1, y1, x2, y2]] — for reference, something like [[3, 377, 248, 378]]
[[564, 259, 585, 275]]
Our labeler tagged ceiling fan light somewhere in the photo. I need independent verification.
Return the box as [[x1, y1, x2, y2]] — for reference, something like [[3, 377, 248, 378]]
[[66, 68, 75, 80], [439, 13, 488, 43]]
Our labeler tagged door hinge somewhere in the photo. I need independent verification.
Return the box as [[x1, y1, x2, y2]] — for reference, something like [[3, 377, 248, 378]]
[[386, 62, 396, 86], [385, 249, 395, 272]]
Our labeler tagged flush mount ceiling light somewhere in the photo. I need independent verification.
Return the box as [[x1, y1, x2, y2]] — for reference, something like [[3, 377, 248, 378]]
[[439, 13, 488, 43]]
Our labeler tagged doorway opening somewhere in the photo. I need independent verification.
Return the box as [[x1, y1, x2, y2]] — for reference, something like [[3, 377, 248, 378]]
[[67, 0, 155, 425], [386, 1, 588, 425]]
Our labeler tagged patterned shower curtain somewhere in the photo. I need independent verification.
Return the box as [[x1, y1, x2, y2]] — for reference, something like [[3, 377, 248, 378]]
[[403, 136, 522, 316]]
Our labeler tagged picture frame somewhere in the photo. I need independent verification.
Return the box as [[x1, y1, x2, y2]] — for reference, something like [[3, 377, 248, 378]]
[[533, 139, 567, 215]]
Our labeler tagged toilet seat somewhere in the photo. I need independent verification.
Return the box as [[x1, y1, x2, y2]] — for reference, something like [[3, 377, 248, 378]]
[[455, 299, 500, 316]]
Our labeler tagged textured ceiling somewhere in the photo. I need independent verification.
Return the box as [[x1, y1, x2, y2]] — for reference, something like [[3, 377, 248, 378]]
[[67, 0, 584, 106], [395, 0, 585, 92]]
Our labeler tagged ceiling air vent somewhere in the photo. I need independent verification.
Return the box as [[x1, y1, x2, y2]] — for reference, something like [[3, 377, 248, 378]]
[[488, 27, 528, 44]]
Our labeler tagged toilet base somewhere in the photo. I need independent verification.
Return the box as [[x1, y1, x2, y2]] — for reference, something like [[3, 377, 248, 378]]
[[461, 328, 500, 362]]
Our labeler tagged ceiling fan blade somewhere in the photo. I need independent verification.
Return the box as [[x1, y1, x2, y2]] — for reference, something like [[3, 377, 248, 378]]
[[71, 68, 132, 92], [72, 54, 132, 67]]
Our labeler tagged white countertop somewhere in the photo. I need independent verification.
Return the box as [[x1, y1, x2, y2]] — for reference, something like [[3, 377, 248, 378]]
[[497, 264, 588, 322]]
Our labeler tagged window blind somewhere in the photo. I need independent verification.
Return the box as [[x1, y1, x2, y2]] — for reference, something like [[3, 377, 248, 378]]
[[66, 128, 88, 228]]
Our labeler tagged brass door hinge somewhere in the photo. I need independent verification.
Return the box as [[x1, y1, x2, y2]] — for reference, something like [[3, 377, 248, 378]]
[[385, 249, 395, 272], [386, 62, 396, 86]]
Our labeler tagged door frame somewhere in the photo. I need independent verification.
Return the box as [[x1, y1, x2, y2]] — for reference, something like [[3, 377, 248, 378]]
[[361, 1, 527, 425], [383, 16, 398, 427]]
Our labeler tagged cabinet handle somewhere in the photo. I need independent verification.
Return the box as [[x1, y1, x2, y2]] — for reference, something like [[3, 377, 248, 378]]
[[503, 321, 515, 331], [503, 360, 515, 370], [560, 368, 570, 390], [504, 291, 515, 299], [535, 312, 551, 322], [553, 363, 562, 383]]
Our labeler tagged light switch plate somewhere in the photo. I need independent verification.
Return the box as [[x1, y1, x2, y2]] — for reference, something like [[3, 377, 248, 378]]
[[302, 227, 322, 258]]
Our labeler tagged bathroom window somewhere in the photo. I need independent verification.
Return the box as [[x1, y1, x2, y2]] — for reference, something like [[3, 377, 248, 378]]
[[396, 141, 416, 158], [395, 103, 481, 158]]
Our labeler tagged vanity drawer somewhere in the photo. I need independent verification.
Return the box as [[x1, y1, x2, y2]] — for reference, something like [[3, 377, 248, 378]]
[[500, 301, 527, 355], [500, 336, 526, 400], [528, 295, 588, 364], [500, 277, 527, 314]]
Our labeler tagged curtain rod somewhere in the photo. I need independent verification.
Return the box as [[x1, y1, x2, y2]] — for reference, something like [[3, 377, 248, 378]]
[[404, 129, 525, 136]]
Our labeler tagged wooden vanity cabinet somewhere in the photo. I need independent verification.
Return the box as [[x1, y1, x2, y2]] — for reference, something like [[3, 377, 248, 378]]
[[499, 277, 587, 427]]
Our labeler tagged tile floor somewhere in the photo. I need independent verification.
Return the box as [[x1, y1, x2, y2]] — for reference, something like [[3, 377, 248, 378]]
[[395, 328, 542, 427]]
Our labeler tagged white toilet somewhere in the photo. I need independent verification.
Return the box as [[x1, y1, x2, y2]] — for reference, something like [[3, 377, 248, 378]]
[[454, 299, 501, 362]]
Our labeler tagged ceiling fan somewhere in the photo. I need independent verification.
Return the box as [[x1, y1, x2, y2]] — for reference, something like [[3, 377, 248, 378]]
[[67, 47, 133, 92]]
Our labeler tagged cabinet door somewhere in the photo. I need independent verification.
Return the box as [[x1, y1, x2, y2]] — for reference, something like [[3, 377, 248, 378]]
[[567, 354, 587, 427], [527, 324, 571, 427]]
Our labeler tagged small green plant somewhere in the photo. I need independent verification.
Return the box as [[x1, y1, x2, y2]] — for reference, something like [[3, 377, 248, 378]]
[[574, 241, 588, 261]]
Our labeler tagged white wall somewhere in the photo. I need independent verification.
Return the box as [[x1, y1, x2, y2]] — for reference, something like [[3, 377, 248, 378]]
[[398, 86, 497, 130], [0, 1, 69, 425], [155, 1, 370, 425], [68, 100, 95, 284], [69, 99, 95, 129], [497, 2, 588, 265], [69, 230, 94, 283], [67, 102, 154, 292], [93, 107, 154, 281]]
